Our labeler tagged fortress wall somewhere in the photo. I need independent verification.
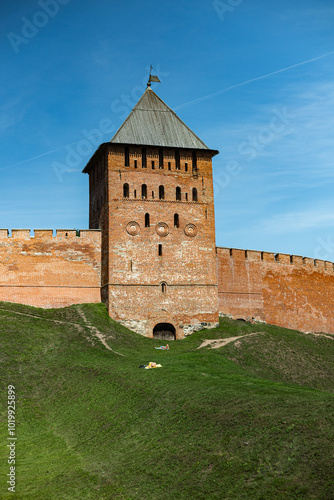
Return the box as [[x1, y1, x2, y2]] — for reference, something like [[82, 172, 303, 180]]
[[0, 230, 101, 308], [217, 247, 334, 334], [216, 247, 264, 320]]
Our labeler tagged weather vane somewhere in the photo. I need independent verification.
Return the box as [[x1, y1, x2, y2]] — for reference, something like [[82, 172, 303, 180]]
[[147, 65, 161, 87]]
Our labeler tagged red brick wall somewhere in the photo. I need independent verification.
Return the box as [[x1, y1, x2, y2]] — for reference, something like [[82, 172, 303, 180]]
[[86, 144, 219, 338], [0, 229, 101, 308], [217, 247, 334, 334]]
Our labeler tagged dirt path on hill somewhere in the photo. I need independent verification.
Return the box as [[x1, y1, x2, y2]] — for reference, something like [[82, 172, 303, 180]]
[[303, 332, 334, 340], [0, 307, 77, 326], [1, 306, 332, 353], [197, 330, 334, 349], [197, 332, 266, 349], [0, 306, 126, 357], [76, 306, 125, 356]]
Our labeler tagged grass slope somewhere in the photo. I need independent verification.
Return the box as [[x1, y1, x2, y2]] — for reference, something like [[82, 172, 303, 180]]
[[0, 302, 333, 499]]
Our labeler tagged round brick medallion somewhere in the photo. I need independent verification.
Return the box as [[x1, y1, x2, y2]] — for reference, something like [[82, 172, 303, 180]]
[[184, 223, 198, 237], [155, 222, 169, 237], [126, 221, 140, 236]]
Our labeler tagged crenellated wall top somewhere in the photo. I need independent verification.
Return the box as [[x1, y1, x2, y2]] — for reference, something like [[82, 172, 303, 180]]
[[216, 246, 334, 273], [0, 229, 101, 242]]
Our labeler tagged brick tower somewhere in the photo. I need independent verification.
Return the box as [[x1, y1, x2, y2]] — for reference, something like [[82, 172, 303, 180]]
[[83, 85, 219, 339]]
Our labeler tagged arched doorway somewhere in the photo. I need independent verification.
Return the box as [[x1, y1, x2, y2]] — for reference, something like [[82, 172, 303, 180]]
[[153, 323, 176, 341]]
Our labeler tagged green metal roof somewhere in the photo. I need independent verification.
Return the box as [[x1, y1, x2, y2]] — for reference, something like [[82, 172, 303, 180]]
[[110, 87, 210, 150]]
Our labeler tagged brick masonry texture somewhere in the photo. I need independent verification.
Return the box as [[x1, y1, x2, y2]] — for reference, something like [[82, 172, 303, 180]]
[[85, 144, 220, 339], [2, 100, 334, 338], [2, 138, 334, 338], [0, 230, 101, 308], [217, 247, 334, 334]]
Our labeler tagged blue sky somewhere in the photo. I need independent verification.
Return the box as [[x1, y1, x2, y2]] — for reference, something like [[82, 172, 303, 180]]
[[1, 0, 334, 260]]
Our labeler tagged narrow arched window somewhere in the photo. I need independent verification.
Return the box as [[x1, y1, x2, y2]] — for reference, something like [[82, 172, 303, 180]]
[[161, 282, 167, 293], [142, 147, 147, 168], [174, 213, 179, 228], [159, 185, 165, 200], [142, 184, 147, 199], [176, 187, 181, 201], [159, 148, 164, 169], [192, 151, 197, 171], [124, 147, 129, 167], [175, 150, 180, 170], [145, 213, 150, 227], [123, 183, 129, 198], [192, 188, 198, 202]]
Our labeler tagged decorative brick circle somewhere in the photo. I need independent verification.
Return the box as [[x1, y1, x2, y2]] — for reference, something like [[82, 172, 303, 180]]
[[184, 223, 198, 237], [155, 222, 169, 237], [126, 221, 140, 236]]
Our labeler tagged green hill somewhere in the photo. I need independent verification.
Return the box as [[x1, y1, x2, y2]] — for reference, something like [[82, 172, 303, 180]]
[[0, 302, 333, 499]]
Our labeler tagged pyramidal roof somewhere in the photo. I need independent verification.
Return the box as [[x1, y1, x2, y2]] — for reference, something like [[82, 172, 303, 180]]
[[110, 87, 210, 150]]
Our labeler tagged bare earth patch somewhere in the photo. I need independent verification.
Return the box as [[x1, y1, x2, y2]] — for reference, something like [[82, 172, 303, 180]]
[[77, 306, 126, 356], [198, 330, 334, 349], [197, 332, 265, 349]]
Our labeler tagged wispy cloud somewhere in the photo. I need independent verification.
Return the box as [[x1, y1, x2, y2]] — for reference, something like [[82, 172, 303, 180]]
[[256, 202, 334, 234], [212, 77, 334, 254], [264, 82, 334, 182], [174, 51, 334, 111], [0, 95, 28, 133], [293, 7, 334, 19], [212, 79, 334, 188]]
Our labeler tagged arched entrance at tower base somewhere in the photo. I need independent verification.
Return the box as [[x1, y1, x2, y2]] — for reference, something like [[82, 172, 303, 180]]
[[153, 323, 176, 341]]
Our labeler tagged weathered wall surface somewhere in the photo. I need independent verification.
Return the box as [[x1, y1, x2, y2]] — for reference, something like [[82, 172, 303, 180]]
[[0, 229, 101, 308], [217, 247, 334, 334], [85, 144, 219, 338]]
